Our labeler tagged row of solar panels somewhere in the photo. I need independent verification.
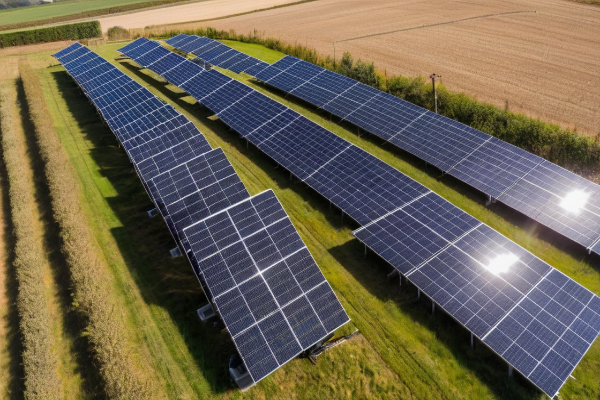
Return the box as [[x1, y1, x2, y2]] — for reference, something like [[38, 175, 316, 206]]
[[119, 36, 600, 398], [169, 34, 600, 258], [52, 42, 350, 386]]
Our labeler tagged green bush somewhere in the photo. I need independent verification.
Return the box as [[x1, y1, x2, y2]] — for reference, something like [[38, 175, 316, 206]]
[[0, 20, 101, 48], [107, 26, 130, 41]]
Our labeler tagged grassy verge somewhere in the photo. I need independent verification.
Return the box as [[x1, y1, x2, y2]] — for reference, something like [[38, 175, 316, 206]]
[[0, 0, 197, 32], [0, 84, 61, 399], [19, 60, 162, 400]]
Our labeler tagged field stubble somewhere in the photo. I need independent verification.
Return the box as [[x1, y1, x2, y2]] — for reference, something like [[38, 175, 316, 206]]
[[199, 0, 600, 136]]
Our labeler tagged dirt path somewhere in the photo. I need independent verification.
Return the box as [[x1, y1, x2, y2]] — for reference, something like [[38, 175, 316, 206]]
[[188, 0, 600, 136], [98, 0, 307, 31]]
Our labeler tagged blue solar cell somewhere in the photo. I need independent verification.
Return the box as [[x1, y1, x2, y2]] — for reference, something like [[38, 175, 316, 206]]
[[125, 40, 161, 58], [282, 295, 327, 348], [258, 311, 302, 365], [309, 70, 357, 95], [165, 33, 188, 46], [219, 53, 249, 69], [209, 48, 240, 66], [163, 61, 203, 86], [232, 325, 279, 382], [289, 83, 338, 107], [178, 36, 208, 53], [200, 44, 232, 63], [271, 55, 302, 71], [391, 111, 491, 171], [447, 137, 544, 198], [190, 40, 221, 57], [266, 71, 306, 93], [305, 145, 431, 225], [181, 69, 231, 100], [243, 60, 269, 76], [229, 57, 260, 74], [201, 80, 254, 114], [53, 42, 83, 59], [283, 59, 324, 81], [135, 46, 171, 67], [147, 53, 185, 75], [255, 65, 284, 82]]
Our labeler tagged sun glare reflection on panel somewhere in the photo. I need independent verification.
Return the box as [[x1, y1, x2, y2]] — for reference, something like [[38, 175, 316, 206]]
[[560, 190, 589, 214], [486, 254, 518, 275]]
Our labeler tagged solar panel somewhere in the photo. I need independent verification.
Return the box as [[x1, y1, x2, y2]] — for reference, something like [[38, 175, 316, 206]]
[[165, 33, 188, 46], [183, 190, 349, 383], [136, 46, 171, 67], [148, 148, 250, 245], [213, 49, 600, 256], [134, 38, 600, 396], [59, 42, 351, 390], [353, 193, 600, 397]]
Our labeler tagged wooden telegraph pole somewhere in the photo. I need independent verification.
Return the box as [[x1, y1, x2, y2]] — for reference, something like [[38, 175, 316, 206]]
[[430, 73, 441, 113]]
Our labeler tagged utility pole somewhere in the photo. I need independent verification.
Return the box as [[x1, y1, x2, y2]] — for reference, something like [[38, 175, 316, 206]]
[[430, 73, 441, 113], [333, 41, 336, 68]]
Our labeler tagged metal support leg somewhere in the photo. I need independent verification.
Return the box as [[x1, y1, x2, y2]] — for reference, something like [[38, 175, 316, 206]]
[[246, 139, 248, 148], [364, 244, 367, 255], [508, 365, 513, 377], [431, 301, 435, 314], [418, 289, 421, 299], [290, 171, 292, 180], [341, 211, 344, 222], [399, 275, 402, 287], [486, 194, 492, 206], [329, 201, 332, 209], [470, 332, 474, 349]]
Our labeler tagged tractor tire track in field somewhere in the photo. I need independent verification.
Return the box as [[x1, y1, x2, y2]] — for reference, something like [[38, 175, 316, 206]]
[[335, 10, 537, 43]]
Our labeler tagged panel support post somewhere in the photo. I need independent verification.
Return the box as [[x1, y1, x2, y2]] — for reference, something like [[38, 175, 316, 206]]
[[246, 139, 248, 148], [431, 301, 435, 315], [470, 332, 474, 349], [486, 194, 492, 206], [290, 171, 292, 180], [417, 289, 421, 299], [341, 211, 344, 222], [329, 201, 332, 209], [508, 365, 513, 377], [364, 244, 367, 255]]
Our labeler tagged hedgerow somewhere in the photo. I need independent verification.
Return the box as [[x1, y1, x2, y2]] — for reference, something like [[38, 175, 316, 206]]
[[0, 21, 101, 48], [19, 60, 159, 400], [0, 84, 61, 400]]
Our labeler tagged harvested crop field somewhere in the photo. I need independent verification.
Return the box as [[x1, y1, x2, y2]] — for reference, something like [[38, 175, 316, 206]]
[[97, 0, 310, 32], [183, 0, 600, 136]]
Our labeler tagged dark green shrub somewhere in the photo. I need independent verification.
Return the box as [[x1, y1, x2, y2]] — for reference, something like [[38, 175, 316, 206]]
[[0, 20, 101, 48]]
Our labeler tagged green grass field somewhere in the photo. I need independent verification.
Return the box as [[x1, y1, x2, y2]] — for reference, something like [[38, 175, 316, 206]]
[[0, 0, 197, 28], [1, 39, 598, 399]]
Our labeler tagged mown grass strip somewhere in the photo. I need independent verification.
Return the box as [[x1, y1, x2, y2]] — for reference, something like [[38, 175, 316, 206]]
[[18, 60, 164, 400], [0, 84, 61, 399]]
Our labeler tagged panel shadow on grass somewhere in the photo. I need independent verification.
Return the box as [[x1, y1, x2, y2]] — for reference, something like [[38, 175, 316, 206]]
[[50, 69, 236, 394]]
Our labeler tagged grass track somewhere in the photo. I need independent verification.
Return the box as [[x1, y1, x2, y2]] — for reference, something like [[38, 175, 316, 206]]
[[4, 38, 596, 400]]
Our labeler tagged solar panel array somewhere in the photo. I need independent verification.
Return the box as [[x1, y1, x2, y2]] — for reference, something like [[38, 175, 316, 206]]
[[165, 34, 270, 75], [176, 37, 600, 257], [122, 37, 600, 397], [53, 43, 349, 386]]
